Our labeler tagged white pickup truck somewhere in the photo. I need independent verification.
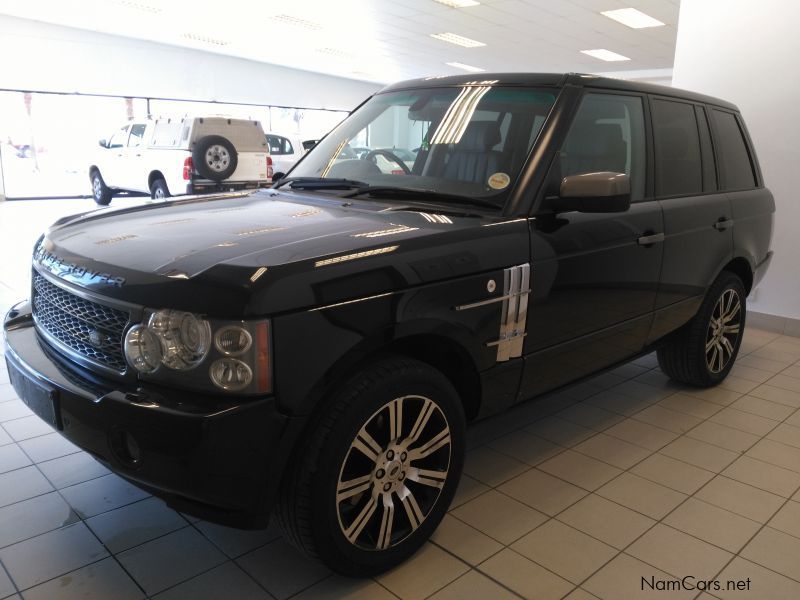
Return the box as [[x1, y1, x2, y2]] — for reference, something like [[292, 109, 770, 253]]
[[89, 116, 273, 205]]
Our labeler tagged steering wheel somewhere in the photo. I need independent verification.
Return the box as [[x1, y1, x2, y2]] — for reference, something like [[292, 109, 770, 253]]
[[363, 149, 411, 174]]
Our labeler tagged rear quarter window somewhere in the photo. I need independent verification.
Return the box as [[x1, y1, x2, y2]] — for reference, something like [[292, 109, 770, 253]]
[[710, 109, 757, 190], [651, 99, 703, 197]]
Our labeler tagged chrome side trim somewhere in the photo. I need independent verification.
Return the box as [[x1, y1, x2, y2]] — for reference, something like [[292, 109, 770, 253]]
[[453, 289, 531, 311], [308, 291, 396, 312], [487, 263, 530, 362]]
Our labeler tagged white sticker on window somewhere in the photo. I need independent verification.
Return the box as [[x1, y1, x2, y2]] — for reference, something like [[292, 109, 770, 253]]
[[488, 172, 510, 190]]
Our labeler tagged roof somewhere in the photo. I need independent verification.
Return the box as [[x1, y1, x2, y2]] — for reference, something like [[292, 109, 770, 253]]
[[378, 72, 738, 112]]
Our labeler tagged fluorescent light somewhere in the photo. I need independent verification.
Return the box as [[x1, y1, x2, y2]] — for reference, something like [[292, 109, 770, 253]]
[[430, 32, 486, 48], [273, 14, 323, 31], [445, 61, 485, 72], [601, 8, 665, 29], [181, 33, 229, 46], [433, 0, 480, 7], [580, 49, 631, 62], [316, 47, 354, 58]]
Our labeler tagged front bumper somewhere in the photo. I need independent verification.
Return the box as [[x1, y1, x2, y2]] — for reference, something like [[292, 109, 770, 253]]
[[3, 300, 294, 528]]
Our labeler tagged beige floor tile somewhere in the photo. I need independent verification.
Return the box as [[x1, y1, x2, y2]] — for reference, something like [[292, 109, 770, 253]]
[[558, 494, 655, 550], [741, 527, 800, 581], [660, 436, 738, 472], [450, 474, 490, 509], [738, 354, 791, 373], [538, 450, 622, 491], [627, 524, 732, 582], [430, 514, 503, 566], [664, 497, 761, 553], [603, 419, 678, 451], [732, 395, 796, 421], [633, 405, 702, 434], [709, 406, 778, 436], [631, 453, 714, 495], [746, 439, 800, 473], [524, 417, 595, 447], [696, 476, 784, 523], [428, 569, 519, 600], [450, 490, 547, 545], [658, 393, 723, 419], [786, 409, 800, 429], [681, 386, 742, 407], [767, 374, 800, 393], [292, 576, 396, 600], [767, 423, 800, 449], [377, 542, 469, 600], [573, 433, 651, 470], [722, 456, 800, 498], [463, 446, 530, 488], [751, 347, 800, 364], [511, 520, 617, 585], [584, 553, 696, 600], [686, 421, 761, 453], [633, 369, 685, 390], [718, 376, 760, 394], [748, 384, 800, 408], [615, 380, 674, 403], [498, 468, 588, 516], [556, 403, 624, 432], [730, 364, 775, 383], [782, 364, 800, 379], [716, 556, 800, 600], [563, 588, 600, 600], [596, 473, 687, 520], [584, 389, 657, 417], [768, 500, 800, 539], [487, 430, 563, 467], [479, 548, 573, 600]]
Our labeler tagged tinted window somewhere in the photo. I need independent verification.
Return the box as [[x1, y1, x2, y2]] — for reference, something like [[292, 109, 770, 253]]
[[267, 135, 293, 155], [711, 110, 757, 190], [695, 106, 717, 192], [128, 123, 147, 148], [559, 93, 646, 201], [652, 99, 702, 196]]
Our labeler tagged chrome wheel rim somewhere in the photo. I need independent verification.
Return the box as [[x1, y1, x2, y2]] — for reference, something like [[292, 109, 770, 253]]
[[205, 145, 230, 172], [706, 288, 742, 373], [336, 395, 451, 551], [154, 187, 165, 199], [92, 176, 102, 199]]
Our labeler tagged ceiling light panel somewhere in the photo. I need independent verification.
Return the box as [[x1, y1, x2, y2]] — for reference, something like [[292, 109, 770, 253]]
[[580, 49, 631, 62], [445, 61, 485, 72], [430, 32, 486, 48], [181, 33, 229, 46], [433, 0, 480, 7], [272, 14, 323, 31], [601, 8, 665, 29]]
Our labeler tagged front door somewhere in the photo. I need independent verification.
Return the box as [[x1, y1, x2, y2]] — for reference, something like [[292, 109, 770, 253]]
[[519, 91, 664, 401]]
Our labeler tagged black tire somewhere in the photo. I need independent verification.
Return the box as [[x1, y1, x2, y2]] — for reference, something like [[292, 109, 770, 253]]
[[90, 170, 113, 206], [276, 356, 465, 577], [658, 271, 747, 387], [150, 178, 170, 200], [192, 135, 238, 181]]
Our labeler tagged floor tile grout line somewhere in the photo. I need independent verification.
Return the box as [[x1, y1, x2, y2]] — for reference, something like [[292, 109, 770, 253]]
[[0, 557, 20, 599]]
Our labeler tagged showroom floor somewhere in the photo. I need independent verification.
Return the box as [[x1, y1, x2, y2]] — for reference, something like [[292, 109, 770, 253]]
[[1, 199, 800, 599]]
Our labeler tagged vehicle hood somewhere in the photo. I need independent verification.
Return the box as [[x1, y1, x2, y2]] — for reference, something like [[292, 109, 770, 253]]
[[35, 190, 527, 315]]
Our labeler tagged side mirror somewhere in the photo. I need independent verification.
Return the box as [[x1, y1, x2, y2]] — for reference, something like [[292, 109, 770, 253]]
[[557, 172, 631, 213], [98, 139, 108, 148]]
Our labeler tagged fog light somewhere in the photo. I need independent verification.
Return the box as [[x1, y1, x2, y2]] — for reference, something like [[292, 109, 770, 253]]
[[124, 325, 163, 373], [209, 358, 252, 391], [214, 325, 252, 356]]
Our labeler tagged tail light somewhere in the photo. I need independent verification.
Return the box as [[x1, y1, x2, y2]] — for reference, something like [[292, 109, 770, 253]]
[[266, 156, 274, 180], [182, 157, 193, 180]]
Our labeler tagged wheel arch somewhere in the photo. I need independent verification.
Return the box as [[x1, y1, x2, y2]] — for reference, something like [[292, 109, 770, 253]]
[[719, 255, 754, 295], [148, 170, 166, 189]]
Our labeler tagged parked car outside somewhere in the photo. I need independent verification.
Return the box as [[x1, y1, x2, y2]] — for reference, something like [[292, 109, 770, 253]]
[[265, 132, 305, 177], [4, 73, 773, 577], [89, 116, 272, 205]]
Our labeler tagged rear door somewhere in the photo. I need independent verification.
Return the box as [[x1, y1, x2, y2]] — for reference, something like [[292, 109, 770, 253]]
[[647, 98, 732, 342], [520, 91, 664, 400]]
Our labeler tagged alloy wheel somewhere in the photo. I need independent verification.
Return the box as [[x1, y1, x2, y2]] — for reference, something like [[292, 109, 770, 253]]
[[336, 395, 451, 551], [92, 176, 102, 199], [706, 288, 742, 373], [205, 145, 230, 172]]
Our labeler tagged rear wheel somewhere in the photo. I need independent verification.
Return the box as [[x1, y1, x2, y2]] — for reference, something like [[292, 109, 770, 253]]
[[657, 271, 746, 387], [150, 178, 170, 200], [90, 170, 112, 206], [277, 357, 465, 576]]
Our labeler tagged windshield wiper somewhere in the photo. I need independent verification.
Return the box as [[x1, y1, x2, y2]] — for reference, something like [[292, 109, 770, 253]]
[[339, 186, 501, 211], [273, 177, 368, 190]]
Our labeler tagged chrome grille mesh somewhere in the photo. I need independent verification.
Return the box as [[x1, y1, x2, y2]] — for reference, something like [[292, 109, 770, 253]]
[[32, 273, 130, 372]]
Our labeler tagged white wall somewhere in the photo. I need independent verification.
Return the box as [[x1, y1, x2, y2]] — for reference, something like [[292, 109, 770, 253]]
[[0, 15, 381, 111], [673, 0, 800, 320]]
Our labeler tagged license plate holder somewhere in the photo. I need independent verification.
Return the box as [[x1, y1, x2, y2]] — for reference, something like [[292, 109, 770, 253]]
[[6, 360, 62, 430]]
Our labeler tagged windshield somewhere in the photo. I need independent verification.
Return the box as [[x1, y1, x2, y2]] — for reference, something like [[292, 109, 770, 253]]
[[290, 84, 557, 207]]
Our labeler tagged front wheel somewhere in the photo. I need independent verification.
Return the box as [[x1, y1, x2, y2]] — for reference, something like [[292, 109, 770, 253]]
[[276, 357, 465, 576], [658, 271, 746, 387], [150, 178, 170, 200], [90, 170, 112, 206]]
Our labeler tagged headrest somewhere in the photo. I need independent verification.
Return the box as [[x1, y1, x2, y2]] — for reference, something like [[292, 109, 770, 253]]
[[457, 121, 502, 151]]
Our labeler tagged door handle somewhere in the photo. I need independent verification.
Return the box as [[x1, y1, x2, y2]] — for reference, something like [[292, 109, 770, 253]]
[[714, 218, 734, 231], [637, 232, 665, 246]]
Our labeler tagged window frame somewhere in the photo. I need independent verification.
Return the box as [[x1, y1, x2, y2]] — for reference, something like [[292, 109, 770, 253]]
[[706, 107, 761, 192]]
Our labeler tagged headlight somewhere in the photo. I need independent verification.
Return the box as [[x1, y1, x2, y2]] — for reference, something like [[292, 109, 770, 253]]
[[214, 325, 252, 356], [209, 358, 253, 391], [147, 309, 211, 370], [123, 325, 163, 373]]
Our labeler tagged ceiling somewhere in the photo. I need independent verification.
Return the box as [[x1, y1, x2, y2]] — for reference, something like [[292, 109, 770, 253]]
[[0, 0, 680, 84]]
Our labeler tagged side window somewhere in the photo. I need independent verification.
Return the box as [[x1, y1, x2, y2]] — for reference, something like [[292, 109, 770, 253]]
[[283, 137, 294, 154], [267, 135, 292, 155], [710, 109, 757, 190], [128, 124, 146, 148], [695, 106, 717, 192], [651, 99, 702, 197], [107, 126, 129, 149], [559, 93, 646, 201]]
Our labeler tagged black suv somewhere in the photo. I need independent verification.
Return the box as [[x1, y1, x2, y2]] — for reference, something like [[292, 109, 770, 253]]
[[3, 73, 773, 576]]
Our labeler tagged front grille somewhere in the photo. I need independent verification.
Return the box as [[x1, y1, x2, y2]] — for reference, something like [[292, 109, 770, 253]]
[[32, 273, 130, 372]]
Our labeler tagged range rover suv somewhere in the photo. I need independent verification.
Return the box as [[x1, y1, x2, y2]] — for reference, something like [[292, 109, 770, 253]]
[[3, 73, 774, 576]]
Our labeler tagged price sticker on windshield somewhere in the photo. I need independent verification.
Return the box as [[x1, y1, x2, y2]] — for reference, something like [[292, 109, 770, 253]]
[[488, 172, 510, 190]]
